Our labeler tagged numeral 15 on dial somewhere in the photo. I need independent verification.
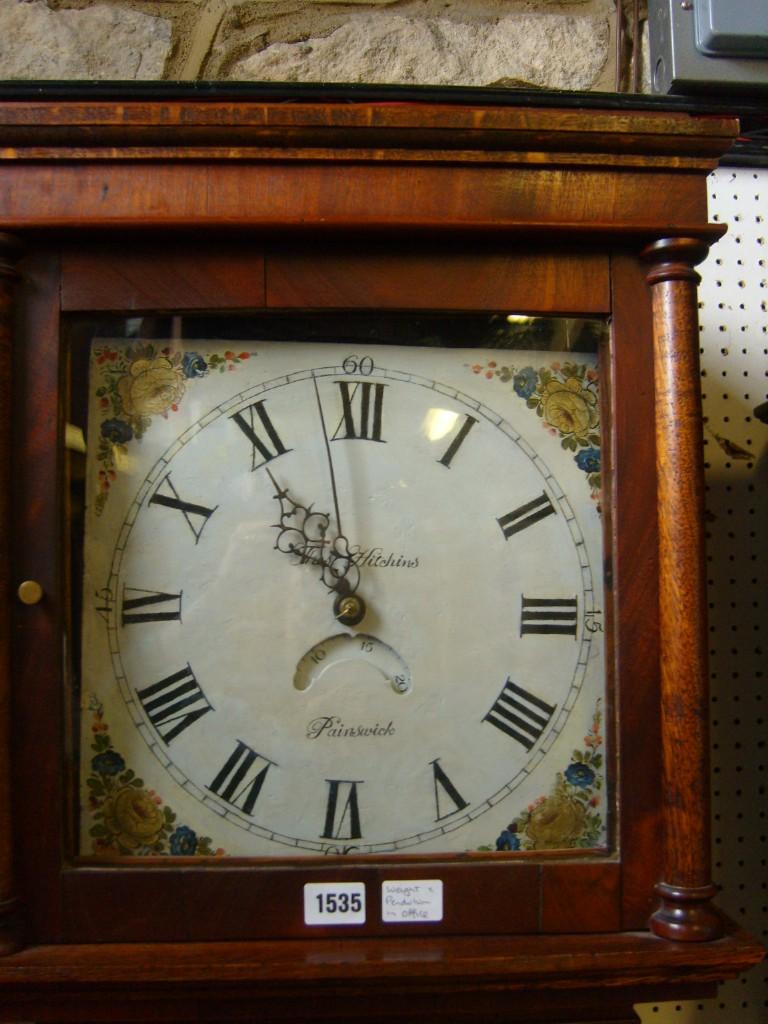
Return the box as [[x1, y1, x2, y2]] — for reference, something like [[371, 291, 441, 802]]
[[303, 883, 366, 926]]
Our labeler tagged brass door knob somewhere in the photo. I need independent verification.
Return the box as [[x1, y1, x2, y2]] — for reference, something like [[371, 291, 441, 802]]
[[17, 580, 44, 605]]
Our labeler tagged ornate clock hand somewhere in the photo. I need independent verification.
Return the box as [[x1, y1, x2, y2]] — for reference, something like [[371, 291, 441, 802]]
[[264, 467, 365, 625]]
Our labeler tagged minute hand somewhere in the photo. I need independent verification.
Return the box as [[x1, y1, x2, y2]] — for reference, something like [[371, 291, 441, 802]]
[[312, 374, 344, 538]]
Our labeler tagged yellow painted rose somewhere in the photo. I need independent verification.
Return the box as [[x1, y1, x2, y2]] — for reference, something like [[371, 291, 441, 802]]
[[102, 786, 165, 850], [525, 793, 586, 850], [541, 377, 598, 440], [118, 357, 185, 417]]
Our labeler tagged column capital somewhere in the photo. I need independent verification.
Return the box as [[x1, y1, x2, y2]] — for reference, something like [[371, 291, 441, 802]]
[[642, 236, 711, 286]]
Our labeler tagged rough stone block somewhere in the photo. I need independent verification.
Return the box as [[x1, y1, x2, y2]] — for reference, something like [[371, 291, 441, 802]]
[[228, 11, 610, 90], [0, 0, 172, 79]]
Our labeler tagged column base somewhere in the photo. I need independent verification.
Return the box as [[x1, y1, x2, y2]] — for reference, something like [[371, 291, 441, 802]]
[[650, 882, 724, 942]]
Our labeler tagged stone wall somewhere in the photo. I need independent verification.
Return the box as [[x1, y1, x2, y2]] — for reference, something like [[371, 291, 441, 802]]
[[0, 0, 646, 92]]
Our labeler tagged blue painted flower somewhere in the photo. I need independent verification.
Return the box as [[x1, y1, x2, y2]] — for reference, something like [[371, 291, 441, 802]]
[[495, 828, 521, 851], [513, 367, 538, 399], [564, 762, 596, 789], [100, 418, 133, 444], [169, 825, 198, 855], [182, 352, 208, 379], [575, 447, 600, 474], [91, 750, 125, 776]]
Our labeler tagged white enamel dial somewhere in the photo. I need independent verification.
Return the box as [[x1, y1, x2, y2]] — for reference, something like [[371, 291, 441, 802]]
[[80, 341, 605, 857]]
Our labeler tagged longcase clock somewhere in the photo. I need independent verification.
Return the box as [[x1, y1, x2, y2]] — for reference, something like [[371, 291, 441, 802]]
[[0, 89, 763, 1023]]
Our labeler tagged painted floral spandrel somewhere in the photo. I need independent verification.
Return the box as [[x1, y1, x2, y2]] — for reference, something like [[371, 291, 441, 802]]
[[469, 359, 601, 502], [92, 344, 251, 514], [84, 696, 225, 857], [482, 700, 605, 853]]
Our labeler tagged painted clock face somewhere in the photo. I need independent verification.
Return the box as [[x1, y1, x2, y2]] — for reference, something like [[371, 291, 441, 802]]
[[78, 336, 607, 858]]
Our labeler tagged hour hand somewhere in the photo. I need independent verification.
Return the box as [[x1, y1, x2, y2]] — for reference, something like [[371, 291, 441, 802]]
[[265, 470, 365, 624], [266, 467, 330, 571]]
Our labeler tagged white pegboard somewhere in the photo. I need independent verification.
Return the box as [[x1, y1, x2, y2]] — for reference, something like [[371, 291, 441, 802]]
[[636, 168, 768, 1022]]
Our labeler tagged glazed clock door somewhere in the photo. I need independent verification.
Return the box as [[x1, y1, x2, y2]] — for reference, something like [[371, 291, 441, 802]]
[[15, 236, 656, 945]]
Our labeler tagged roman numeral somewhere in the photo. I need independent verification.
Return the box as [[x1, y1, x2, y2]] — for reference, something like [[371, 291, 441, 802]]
[[137, 665, 213, 744], [438, 414, 478, 468], [520, 596, 578, 637], [332, 381, 386, 442], [483, 679, 556, 751], [94, 587, 114, 623], [430, 758, 469, 821], [230, 401, 291, 470], [321, 779, 363, 840], [149, 474, 217, 544], [208, 741, 275, 816], [121, 586, 182, 625], [497, 491, 556, 540]]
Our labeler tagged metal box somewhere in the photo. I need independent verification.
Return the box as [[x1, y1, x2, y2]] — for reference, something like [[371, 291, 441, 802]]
[[649, 0, 768, 93]]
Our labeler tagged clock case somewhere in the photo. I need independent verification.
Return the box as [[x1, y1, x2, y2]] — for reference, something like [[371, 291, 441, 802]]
[[0, 90, 763, 1022]]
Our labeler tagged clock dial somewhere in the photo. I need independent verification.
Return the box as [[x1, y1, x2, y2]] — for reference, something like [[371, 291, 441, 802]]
[[78, 336, 607, 857]]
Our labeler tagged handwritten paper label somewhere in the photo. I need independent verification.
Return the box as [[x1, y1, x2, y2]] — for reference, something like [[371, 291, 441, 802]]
[[381, 880, 443, 923]]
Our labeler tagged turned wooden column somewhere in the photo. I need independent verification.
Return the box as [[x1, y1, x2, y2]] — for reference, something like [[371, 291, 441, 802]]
[[0, 233, 22, 954], [643, 237, 722, 941]]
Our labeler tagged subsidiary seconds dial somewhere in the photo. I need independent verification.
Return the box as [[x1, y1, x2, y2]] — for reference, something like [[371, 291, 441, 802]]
[[92, 342, 604, 856]]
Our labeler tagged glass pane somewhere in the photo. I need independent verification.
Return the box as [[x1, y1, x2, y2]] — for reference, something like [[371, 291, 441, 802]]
[[66, 313, 609, 859]]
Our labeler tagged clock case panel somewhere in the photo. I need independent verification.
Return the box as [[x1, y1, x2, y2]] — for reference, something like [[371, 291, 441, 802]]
[[17, 237, 637, 943]]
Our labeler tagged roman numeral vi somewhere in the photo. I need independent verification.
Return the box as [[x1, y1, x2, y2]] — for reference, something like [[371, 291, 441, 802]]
[[321, 779, 363, 840]]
